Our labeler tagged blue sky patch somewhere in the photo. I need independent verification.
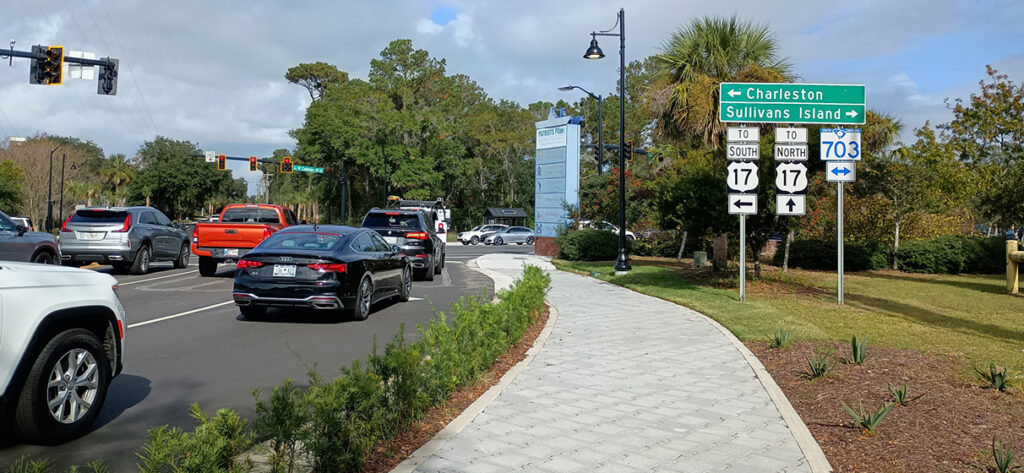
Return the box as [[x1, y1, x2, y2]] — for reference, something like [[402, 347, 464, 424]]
[[430, 7, 457, 26]]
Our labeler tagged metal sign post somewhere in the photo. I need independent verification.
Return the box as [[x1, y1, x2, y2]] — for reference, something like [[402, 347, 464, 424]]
[[739, 215, 746, 302], [823, 128, 860, 304], [838, 182, 844, 304], [727, 126, 759, 302]]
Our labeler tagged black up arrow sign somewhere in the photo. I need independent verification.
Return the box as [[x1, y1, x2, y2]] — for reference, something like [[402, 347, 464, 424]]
[[785, 198, 796, 212]]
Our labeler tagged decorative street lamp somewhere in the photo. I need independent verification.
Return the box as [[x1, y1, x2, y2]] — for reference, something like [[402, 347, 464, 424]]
[[583, 8, 630, 273], [45, 143, 62, 232], [558, 85, 604, 174]]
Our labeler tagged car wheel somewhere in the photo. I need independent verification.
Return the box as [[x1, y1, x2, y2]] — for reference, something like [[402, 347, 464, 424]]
[[129, 245, 151, 275], [397, 265, 411, 302], [495, 237, 503, 246], [352, 277, 373, 321], [526, 236, 535, 245], [31, 250, 56, 265], [198, 256, 217, 277], [15, 328, 111, 443], [627, 235, 635, 241], [239, 305, 267, 320], [423, 256, 435, 281], [470, 236, 479, 245], [435, 253, 443, 274], [173, 244, 190, 269]]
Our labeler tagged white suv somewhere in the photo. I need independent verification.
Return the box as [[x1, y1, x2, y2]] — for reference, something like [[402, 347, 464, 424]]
[[458, 224, 508, 245], [0, 261, 126, 442]]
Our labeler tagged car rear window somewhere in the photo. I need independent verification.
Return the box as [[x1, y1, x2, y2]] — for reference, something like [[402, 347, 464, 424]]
[[261, 232, 345, 251], [221, 207, 280, 223], [361, 212, 423, 231], [70, 210, 129, 224]]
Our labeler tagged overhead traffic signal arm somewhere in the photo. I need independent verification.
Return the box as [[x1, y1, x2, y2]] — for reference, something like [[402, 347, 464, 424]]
[[11, 45, 119, 93]]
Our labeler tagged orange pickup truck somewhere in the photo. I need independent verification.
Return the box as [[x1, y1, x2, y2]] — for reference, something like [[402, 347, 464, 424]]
[[191, 204, 298, 276]]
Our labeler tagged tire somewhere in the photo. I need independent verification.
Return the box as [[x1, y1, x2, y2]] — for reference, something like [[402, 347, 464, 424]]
[[173, 244, 190, 269], [423, 257, 435, 281], [239, 305, 267, 320], [352, 277, 373, 321], [526, 236, 535, 245], [461, 240, 468, 245], [470, 236, 479, 245], [15, 328, 111, 443], [198, 256, 218, 277], [494, 237, 503, 246], [129, 245, 151, 275], [627, 235, 635, 241], [397, 265, 411, 302], [434, 253, 443, 274], [516, 242, 523, 245], [31, 250, 56, 265]]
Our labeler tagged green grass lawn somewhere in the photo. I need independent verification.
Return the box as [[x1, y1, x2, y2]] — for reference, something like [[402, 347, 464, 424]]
[[553, 259, 1024, 373]]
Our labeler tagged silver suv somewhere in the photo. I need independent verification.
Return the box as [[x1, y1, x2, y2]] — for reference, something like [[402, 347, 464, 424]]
[[0, 210, 59, 264], [59, 207, 190, 274]]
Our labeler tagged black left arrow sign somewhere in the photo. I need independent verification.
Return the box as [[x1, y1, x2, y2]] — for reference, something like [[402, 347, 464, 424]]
[[734, 200, 753, 208]]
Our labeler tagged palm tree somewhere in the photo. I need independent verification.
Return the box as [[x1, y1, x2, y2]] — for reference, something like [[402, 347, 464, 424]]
[[99, 154, 137, 205], [646, 16, 793, 147]]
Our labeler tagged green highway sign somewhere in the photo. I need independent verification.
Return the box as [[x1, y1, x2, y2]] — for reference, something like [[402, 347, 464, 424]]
[[719, 82, 866, 125], [293, 165, 324, 174]]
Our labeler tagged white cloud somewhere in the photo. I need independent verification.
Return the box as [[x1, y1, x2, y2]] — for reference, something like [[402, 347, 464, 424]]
[[416, 18, 444, 35]]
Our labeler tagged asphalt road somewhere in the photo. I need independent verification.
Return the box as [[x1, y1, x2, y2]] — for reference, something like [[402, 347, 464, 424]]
[[0, 242, 533, 470]]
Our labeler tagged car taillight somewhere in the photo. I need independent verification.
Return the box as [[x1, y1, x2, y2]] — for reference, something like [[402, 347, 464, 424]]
[[112, 215, 131, 233], [61, 215, 73, 232], [192, 226, 199, 243], [263, 226, 272, 240], [406, 232, 428, 240], [385, 212, 400, 216], [308, 263, 347, 273], [237, 259, 263, 269]]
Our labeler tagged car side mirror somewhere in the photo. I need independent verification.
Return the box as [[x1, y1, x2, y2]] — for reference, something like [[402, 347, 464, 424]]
[[16, 224, 27, 236]]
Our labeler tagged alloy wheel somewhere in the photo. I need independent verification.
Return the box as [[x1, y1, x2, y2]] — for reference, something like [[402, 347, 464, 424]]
[[360, 279, 372, 315], [46, 348, 99, 424]]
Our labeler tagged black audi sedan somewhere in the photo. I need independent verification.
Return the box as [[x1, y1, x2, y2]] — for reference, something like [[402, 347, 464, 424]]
[[232, 225, 412, 320]]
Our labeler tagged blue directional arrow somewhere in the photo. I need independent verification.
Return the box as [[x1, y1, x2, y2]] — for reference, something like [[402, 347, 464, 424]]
[[831, 167, 851, 176]]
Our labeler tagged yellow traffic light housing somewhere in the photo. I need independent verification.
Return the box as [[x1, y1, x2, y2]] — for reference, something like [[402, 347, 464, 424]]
[[43, 46, 64, 85], [217, 154, 227, 171], [249, 156, 258, 172], [280, 156, 293, 174]]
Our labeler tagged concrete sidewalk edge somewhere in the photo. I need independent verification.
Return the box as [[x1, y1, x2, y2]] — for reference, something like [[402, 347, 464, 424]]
[[390, 258, 559, 473]]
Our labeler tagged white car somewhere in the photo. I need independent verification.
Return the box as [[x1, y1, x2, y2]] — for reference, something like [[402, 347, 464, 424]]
[[0, 262, 126, 442], [579, 220, 636, 240], [458, 224, 508, 245]]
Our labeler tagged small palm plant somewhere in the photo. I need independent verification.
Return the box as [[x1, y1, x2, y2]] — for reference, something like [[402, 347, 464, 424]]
[[768, 328, 792, 349], [975, 364, 1015, 392], [840, 401, 895, 436]]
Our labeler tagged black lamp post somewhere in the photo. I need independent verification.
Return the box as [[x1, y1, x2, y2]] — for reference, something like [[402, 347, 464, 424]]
[[584, 8, 630, 273], [59, 158, 76, 224], [45, 143, 62, 232], [558, 85, 604, 174]]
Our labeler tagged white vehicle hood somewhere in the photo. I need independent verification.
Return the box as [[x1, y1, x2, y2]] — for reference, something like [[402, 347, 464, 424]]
[[0, 262, 117, 290]]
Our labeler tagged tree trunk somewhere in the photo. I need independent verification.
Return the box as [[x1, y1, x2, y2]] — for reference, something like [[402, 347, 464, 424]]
[[893, 218, 901, 270], [145, 195, 150, 207], [713, 233, 728, 265], [751, 241, 765, 279], [676, 231, 688, 263], [782, 229, 794, 272]]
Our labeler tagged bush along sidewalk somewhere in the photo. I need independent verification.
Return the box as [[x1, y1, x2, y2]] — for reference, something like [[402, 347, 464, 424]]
[[4, 265, 550, 473]]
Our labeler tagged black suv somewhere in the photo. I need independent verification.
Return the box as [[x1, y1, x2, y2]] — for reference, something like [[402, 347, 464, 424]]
[[361, 209, 444, 281]]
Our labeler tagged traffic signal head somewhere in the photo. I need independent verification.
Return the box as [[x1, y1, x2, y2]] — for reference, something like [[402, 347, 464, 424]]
[[97, 58, 118, 96], [29, 45, 45, 84], [280, 157, 293, 174], [43, 46, 64, 85], [249, 156, 258, 172], [217, 154, 227, 171], [624, 140, 633, 162]]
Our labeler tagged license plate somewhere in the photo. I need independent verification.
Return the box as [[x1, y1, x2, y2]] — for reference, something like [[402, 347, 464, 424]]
[[224, 249, 239, 257], [384, 237, 397, 244], [272, 264, 296, 277], [78, 232, 104, 241]]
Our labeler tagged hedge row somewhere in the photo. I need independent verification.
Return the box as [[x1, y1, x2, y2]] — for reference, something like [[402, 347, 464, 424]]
[[774, 235, 1007, 274], [555, 228, 622, 261], [12, 266, 551, 473]]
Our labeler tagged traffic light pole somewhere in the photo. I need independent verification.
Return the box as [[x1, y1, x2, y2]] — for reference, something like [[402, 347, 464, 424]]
[[4, 46, 118, 94], [2, 47, 115, 68]]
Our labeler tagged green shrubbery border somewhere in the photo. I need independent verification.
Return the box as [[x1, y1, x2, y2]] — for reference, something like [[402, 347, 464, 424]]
[[774, 235, 1007, 274]]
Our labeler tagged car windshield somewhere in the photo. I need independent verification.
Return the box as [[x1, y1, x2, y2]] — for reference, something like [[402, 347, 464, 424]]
[[221, 207, 279, 223], [470, 225, 481, 232], [70, 209, 128, 224], [362, 212, 421, 230], [261, 232, 344, 251]]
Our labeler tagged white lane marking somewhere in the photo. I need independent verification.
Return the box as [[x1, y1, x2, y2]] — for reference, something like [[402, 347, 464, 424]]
[[408, 297, 424, 301], [118, 270, 199, 286], [128, 300, 235, 328]]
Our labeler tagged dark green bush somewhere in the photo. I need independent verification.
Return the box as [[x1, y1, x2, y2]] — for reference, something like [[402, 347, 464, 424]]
[[632, 231, 682, 258], [896, 235, 1005, 274], [774, 239, 890, 272], [555, 229, 620, 260]]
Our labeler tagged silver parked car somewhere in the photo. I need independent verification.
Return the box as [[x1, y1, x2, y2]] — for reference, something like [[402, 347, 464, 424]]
[[59, 206, 190, 274], [0, 210, 59, 264], [483, 226, 535, 245]]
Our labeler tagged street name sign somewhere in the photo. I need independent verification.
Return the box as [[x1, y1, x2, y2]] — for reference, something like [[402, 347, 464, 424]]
[[205, 150, 216, 163], [820, 128, 863, 161], [729, 194, 757, 215], [776, 194, 806, 216], [826, 161, 856, 182], [727, 161, 759, 193], [775, 127, 808, 143], [294, 165, 324, 174], [727, 143, 760, 160], [719, 83, 866, 125], [727, 127, 759, 142], [775, 162, 808, 193]]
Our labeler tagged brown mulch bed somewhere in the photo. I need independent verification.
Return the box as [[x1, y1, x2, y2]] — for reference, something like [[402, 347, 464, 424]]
[[361, 305, 551, 473], [749, 340, 1024, 473]]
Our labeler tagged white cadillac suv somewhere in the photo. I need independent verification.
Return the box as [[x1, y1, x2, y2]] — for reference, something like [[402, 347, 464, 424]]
[[0, 261, 126, 443]]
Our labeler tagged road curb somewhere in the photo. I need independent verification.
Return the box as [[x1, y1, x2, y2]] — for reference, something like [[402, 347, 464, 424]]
[[390, 259, 559, 473]]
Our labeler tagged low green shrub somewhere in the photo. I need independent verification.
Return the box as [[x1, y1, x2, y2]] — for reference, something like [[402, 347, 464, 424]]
[[889, 382, 911, 406], [555, 229, 621, 261], [974, 363, 1016, 392], [896, 235, 1007, 274], [136, 404, 254, 473], [632, 232, 682, 258], [252, 379, 307, 473], [804, 347, 835, 379], [774, 239, 890, 272], [849, 333, 868, 364]]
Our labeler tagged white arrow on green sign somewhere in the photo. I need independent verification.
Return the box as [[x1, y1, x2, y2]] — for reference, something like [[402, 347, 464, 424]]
[[719, 82, 865, 125], [293, 165, 324, 174]]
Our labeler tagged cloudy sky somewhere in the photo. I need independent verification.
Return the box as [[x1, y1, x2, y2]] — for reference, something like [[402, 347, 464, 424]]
[[2, 0, 1021, 190]]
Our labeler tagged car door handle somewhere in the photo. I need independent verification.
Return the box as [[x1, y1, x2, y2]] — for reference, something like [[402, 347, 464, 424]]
[[225, 229, 237, 234]]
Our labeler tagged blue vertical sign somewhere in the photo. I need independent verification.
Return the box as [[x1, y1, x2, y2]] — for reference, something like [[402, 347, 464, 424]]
[[534, 115, 580, 237]]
